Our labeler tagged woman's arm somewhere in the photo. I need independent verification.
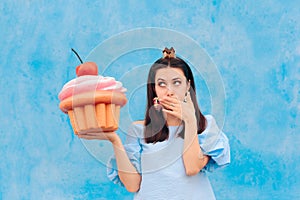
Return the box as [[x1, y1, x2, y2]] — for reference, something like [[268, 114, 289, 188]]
[[182, 118, 210, 176], [78, 132, 141, 192], [111, 136, 141, 192], [159, 93, 209, 176]]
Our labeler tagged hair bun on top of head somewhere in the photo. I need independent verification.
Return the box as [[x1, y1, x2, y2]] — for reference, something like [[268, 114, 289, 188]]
[[162, 47, 176, 58]]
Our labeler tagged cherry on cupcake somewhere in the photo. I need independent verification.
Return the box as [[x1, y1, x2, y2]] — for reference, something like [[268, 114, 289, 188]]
[[72, 48, 98, 76]]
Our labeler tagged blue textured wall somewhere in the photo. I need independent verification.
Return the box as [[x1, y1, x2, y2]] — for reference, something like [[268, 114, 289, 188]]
[[1, 1, 299, 199]]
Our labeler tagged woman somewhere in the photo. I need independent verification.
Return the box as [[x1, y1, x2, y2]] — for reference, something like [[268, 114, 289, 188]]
[[79, 47, 230, 199]]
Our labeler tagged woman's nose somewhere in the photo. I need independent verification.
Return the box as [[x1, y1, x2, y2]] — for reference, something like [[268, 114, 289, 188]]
[[166, 87, 174, 96]]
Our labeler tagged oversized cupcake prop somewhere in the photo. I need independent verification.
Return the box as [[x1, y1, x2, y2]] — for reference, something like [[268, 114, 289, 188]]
[[58, 49, 127, 134]]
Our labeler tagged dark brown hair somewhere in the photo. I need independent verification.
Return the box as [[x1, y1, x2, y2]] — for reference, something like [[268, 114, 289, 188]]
[[144, 56, 207, 143]]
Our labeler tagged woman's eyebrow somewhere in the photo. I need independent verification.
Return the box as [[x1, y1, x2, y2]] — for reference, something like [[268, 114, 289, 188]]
[[172, 77, 182, 81], [156, 77, 182, 81]]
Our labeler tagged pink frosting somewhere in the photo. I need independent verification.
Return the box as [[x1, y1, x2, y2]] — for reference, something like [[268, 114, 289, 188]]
[[58, 75, 126, 101]]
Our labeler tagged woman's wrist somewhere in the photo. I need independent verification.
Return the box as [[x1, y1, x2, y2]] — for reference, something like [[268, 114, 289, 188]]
[[183, 115, 197, 125], [110, 134, 122, 146], [183, 115, 198, 138]]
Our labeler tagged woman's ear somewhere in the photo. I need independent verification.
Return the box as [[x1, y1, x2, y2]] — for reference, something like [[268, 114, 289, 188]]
[[187, 80, 191, 92]]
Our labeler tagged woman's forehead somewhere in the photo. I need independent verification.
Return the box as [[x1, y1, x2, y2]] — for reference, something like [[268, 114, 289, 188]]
[[155, 68, 185, 80]]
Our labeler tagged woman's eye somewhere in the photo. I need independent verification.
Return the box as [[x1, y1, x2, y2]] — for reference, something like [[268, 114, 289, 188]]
[[158, 82, 166, 87], [174, 80, 181, 86]]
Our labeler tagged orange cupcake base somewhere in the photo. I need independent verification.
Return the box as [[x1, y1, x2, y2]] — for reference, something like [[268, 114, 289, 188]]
[[59, 91, 127, 134]]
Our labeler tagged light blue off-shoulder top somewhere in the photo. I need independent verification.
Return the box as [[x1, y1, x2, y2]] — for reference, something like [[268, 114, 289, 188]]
[[107, 115, 230, 200]]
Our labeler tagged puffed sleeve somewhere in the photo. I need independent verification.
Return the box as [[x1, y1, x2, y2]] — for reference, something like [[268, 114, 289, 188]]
[[106, 123, 143, 187], [199, 115, 230, 172]]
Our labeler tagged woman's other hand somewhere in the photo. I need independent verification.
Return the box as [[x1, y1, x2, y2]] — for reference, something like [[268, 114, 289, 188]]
[[159, 92, 196, 123]]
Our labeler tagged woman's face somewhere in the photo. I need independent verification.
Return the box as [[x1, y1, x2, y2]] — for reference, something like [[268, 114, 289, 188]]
[[154, 67, 190, 101]]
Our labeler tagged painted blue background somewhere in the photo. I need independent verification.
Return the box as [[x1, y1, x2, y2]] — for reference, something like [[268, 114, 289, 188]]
[[1, 0, 299, 199]]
